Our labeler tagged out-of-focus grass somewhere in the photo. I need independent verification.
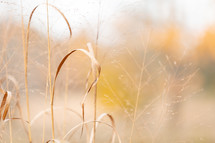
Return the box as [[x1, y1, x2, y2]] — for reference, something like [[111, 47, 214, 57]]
[[0, 1, 215, 143]]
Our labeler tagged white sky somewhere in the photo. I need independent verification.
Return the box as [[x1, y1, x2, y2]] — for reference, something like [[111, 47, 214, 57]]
[[176, 0, 215, 31], [1, 0, 215, 41]]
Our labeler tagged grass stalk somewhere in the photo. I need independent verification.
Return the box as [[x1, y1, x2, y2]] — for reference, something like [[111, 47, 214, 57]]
[[63, 59, 69, 136], [45, 0, 55, 140], [20, 0, 32, 142], [5, 64, 12, 143], [25, 3, 72, 141], [9, 109, 13, 143], [42, 75, 49, 143], [92, 1, 101, 142], [129, 61, 145, 143]]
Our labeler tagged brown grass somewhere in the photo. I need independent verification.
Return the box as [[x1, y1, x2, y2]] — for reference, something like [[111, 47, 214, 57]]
[[0, 1, 203, 143]]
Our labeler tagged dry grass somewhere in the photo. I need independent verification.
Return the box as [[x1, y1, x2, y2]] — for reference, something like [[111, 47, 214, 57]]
[[0, 1, 207, 143]]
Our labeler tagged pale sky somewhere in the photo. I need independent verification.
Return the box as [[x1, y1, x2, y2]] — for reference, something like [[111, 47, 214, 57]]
[[1, 0, 215, 41]]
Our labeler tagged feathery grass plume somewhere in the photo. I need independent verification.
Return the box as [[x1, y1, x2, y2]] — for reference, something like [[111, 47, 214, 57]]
[[129, 33, 150, 143]]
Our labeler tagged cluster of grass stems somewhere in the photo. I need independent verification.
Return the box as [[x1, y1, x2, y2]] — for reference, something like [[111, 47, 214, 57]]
[[0, 1, 198, 143], [0, 1, 123, 143]]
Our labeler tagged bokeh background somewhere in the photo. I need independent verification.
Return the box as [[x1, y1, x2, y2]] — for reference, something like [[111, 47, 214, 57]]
[[0, 0, 215, 143]]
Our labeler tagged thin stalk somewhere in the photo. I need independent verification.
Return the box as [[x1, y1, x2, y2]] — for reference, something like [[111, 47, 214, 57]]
[[20, 0, 32, 142], [46, 0, 54, 140], [129, 60, 145, 143], [93, 77, 97, 143], [9, 109, 13, 143], [5, 51, 12, 143], [25, 3, 72, 142], [92, 1, 101, 142], [63, 60, 69, 136], [42, 75, 49, 143]]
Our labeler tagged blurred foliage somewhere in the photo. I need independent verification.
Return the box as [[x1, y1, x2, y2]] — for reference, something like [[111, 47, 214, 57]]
[[152, 25, 185, 57], [195, 27, 215, 62], [193, 27, 215, 94]]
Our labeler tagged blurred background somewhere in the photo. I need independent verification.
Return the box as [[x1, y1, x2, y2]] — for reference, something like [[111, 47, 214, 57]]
[[0, 0, 215, 143]]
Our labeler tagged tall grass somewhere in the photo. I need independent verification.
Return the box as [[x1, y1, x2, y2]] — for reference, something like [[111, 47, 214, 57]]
[[20, 0, 32, 142], [0, 1, 201, 143], [18, 2, 106, 142], [25, 3, 72, 142]]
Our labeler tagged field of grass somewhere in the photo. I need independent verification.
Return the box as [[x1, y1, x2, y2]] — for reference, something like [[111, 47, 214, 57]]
[[0, 0, 215, 143]]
